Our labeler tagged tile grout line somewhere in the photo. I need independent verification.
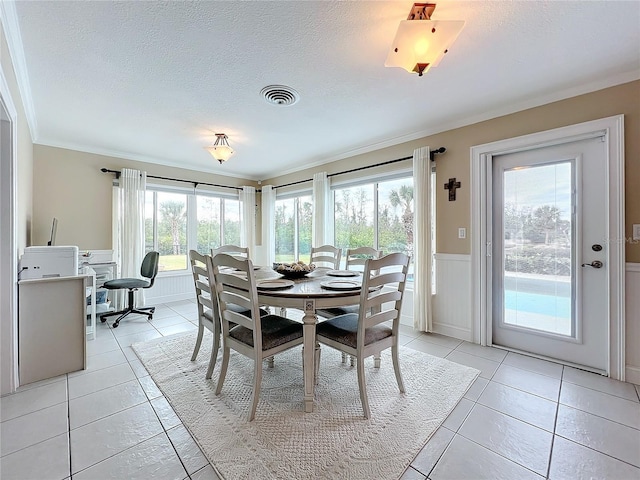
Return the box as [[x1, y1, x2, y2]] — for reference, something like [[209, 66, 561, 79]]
[[545, 365, 565, 479], [66, 374, 73, 480]]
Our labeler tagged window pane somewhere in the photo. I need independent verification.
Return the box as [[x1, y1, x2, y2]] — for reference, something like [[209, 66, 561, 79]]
[[275, 198, 295, 263], [223, 199, 241, 246], [144, 191, 154, 254], [298, 196, 312, 262], [334, 185, 374, 254], [196, 195, 221, 254], [378, 178, 413, 259], [156, 191, 187, 271], [502, 162, 573, 336]]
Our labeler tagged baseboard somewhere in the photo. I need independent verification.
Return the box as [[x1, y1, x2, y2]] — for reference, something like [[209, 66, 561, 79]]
[[625, 365, 640, 386], [146, 292, 193, 305], [432, 323, 472, 342]]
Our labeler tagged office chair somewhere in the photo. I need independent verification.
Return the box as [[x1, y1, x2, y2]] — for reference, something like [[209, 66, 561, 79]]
[[100, 251, 159, 328]]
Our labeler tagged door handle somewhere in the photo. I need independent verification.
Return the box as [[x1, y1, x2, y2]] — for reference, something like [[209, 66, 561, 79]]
[[581, 261, 603, 269]]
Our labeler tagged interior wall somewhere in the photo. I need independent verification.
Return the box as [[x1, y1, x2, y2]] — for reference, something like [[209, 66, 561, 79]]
[[264, 80, 640, 263], [32, 145, 258, 249]]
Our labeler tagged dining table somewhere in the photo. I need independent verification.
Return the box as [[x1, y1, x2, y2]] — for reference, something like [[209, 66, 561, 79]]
[[253, 266, 364, 413]]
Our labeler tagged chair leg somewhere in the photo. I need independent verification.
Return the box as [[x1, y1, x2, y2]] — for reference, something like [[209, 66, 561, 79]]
[[314, 343, 321, 385], [131, 306, 155, 319], [215, 346, 230, 395], [191, 324, 204, 361], [350, 355, 355, 367], [341, 352, 347, 364], [248, 358, 263, 422], [100, 290, 154, 328], [356, 354, 370, 419], [391, 344, 405, 393], [266, 356, 275, 368], [206, 331, 220, 380], [374, 354, 381, 369]]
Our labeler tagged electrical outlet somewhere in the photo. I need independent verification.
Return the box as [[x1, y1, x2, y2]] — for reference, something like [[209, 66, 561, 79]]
[[458, 228, 466, 239], [633, 224, 640, 241]]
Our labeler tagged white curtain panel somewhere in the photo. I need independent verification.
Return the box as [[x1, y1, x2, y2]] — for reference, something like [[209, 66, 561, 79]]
[[261, 185, 276, 266], [413, 147, 433, 332], [111, 184, 122, 309], [312, 171, 332, 247], [240, 186, 256, 258], [116, 168, 147, 307]]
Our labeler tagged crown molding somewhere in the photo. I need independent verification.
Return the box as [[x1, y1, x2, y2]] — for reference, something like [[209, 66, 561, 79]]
[[268, 69, 640, 180], [35, 138, 252, 181], [0, 1, 37, 141]]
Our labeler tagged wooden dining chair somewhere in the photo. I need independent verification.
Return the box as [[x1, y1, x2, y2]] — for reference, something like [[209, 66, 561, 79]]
[[190, 250, 270, 379], [188, 250, 220, 379], [310, 244, 342, 269], [212, 253, 304, 421], [316, 247, 383, 365], [315, 252, 410, 418], [211, 244, 248, 258]]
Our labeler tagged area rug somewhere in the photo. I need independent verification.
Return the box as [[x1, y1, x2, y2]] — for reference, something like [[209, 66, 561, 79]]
[[132, 331, 479, 480]]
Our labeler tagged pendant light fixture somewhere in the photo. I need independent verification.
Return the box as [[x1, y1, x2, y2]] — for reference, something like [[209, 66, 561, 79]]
[[205, 134, 234, 164], [385, 3, 465, 77]]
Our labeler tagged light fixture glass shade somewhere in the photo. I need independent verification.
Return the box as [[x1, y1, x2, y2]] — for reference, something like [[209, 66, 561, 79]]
[[205, 134, 234, 164], [385, 19, 465, 76]]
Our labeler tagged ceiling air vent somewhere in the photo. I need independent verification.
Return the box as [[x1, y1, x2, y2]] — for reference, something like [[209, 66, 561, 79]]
[[261, 85, 300, 106]]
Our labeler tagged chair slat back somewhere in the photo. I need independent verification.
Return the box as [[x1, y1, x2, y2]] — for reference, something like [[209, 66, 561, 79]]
[[189, 250, 215, 316], [212, 253, 262, 345], [358, 252, 410, 332], [345, 247, 382, 271], [310, 245, 342, 269], [212, 244, 249, 258]]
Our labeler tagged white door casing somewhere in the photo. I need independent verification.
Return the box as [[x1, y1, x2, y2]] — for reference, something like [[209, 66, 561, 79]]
[[0, 68, 19, 394], [471, 115, 625, 380], [491, 138, 608, 372]]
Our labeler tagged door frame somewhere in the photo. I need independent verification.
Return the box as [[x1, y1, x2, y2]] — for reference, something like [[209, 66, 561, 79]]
[[470, 115, 625, 380], [0, 67, 19, 393]]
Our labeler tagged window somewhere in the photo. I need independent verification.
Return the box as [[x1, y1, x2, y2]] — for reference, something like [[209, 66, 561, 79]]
[[145, 187, 240, 273], [275, 194, 312, 263], [334, 176, 414, 263], [196, 195, 241, 253], [145, 190, 188, 272]]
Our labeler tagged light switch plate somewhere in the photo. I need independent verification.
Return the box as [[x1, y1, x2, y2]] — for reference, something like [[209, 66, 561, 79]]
[[633, 224, 640, 241], [458, 228, 466, 239]]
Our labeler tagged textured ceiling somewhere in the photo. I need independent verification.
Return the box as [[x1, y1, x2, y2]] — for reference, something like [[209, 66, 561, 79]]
[[8, 1, 640, 180]]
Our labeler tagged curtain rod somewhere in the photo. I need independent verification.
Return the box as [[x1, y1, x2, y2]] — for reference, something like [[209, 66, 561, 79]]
[[100, 147, 445, 193], [267, 147, 446, 191], [100, 168, 243, 191]]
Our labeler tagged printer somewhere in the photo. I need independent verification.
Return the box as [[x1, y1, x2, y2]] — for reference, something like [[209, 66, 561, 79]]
[[20, 246, 79, 280]]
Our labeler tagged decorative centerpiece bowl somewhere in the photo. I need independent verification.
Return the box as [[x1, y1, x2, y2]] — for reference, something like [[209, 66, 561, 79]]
[[272, 261, 316, 279]]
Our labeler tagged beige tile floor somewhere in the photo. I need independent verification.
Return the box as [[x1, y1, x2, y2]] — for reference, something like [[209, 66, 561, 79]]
[[1, 299, 639, 480]]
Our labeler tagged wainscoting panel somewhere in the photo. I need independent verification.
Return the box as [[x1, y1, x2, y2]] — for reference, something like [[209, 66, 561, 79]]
[[146, 273, 194, 305], [400, 288, 414, 327], [625, 263, 640, 385], [433, 254, 472, 341]]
